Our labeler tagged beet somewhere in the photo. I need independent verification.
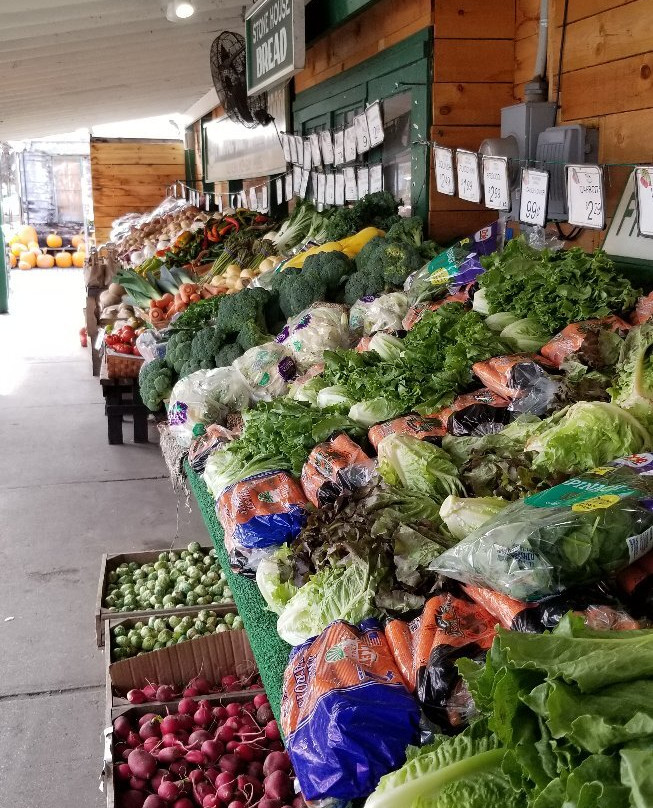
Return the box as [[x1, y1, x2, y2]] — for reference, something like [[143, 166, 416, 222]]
[[119, 790, 147, 808], [114, 715, 131, 740], [128, 749, 157, 780]]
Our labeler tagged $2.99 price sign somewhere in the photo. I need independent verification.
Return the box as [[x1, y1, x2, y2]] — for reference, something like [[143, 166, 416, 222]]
[[519, 168, 549, 227], [567, 165, 604, 230], [482, 156, 510, 211]]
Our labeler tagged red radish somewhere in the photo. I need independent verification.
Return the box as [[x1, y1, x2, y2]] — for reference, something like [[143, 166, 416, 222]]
[[194, 782, 214, 803], [127, 731, 141, 748], [225, 717, 240, 731], [194, 706, 212, 727], [190, 676, 212, 695], [226, 741, 239, 753], [176, 713, 194, 732], [143, 737, 161, 753], [188, 769, 205, 785], [158, 780, 181, 802], [228, 802, 246, 808], [143, 797, 167, 808], [257, 705, 274, 725], [161, 732, 181, 748], [185, 749, 206, 765], [129, 776, 148, 791], [219, 754, 240, 774], [221, 675, 238, 688], [226, 703, 241, 718], [237, 774, 263, 795], [216, 783, 235, 802], [122, 748, 134, 762], [265, 771, 292, 801], [217, 725, 235, 743], [257, 801, 282, 808], [139, 720, 161, 741], [173, 800, 195, 808], [182, 686, 200, 698], [128, 749, 157, 779], [139, 713, 159, 726], [177, 697, 197, 715], [214, 771, 236, 789], [189, 730, 212, 747], [263, 751, 291, 777], [265, 721, 281, 741], [157, 747, 184, 765], [201, 739, 224, 761], [114, 741, 129, 757], [169, 761, 188, 778], [119, 790, 147, 808], [234, 743, 255, 762], [247, 761, 264, 780], [204, 766, 220, 785], [160, 715, 182, 735], [253, 694, 269, 710], [127, 689, 147, 704], [143, 683, 158, 700], [202, 797, 220, 808], [268, 740, 284, 752], [156, 685, 175, 702], [151, 769, 171, 792], [212, 706, 228, 721], [114, 715, 131, 740], [114, 762, 131, 782]]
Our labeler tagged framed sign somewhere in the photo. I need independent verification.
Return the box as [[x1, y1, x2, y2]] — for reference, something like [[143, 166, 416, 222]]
[[245, 0, 306, 96]]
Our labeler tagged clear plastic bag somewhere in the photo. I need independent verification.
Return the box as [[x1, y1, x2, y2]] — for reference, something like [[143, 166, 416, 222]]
[[135, 330, 167, 363], [348, 293, 409, 337], [276, 305, 351, 372], [300, 434, 376, 507], [233, 341, 297, 401]]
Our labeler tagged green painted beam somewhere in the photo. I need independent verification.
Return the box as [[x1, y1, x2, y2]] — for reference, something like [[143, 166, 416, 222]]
[[0, 195, 8, 314]]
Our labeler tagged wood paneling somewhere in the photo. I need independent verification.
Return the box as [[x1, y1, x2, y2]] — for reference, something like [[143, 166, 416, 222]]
[[429, 210, 498, 243], [600, 108, 653, 162], [435, 0, 516, 39], [433, 83, 515, 125], [514, 33, 539, 87], [552, 0, 638, 26], [90, 138, 185, 244], [436, 40, 515, 83], [515, 0, 540, 40]]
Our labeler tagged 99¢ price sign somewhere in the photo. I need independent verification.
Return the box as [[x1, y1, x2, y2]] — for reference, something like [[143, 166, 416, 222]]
[[566, 165, 605, 230], [482, 156, 510, 211], [519, 168, 549, 227], [434, 146, 455, 196]]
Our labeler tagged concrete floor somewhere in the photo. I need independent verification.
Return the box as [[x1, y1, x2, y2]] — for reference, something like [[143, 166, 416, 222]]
[[0, 269, 208, 807]]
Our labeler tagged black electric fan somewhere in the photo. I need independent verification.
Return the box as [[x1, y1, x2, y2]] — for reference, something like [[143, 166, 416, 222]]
[[210, 31, 272, 129]]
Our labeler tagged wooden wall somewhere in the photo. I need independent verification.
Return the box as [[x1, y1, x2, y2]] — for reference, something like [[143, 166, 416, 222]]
[[90, 138, 185, 244]]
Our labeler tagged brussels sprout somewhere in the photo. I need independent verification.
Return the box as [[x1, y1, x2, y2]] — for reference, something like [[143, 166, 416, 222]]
[[186, 628, 197, 639], [162, 595, 176, 607], [197, 610, 210, 622], [194, 585, 208, 597], [219, 571, 227, 582], [133, 569, 146, 580], [194, 619, 205, 633], [158, 629, 173, 643], [180, 551, 190, 560], [105, 595, 116, 608], [191, 633, 203, 640], [216, 624, 229, 633], [130, 634, 143, 649], [169, 551, 179, 563], [108, 606, 117, 613], [176, 635, 188, 643], [141, 626, 155, 638], [187, 566, 201, 581], [141, 637, 156, 652], [188, 541, 201, 553], [169, 569, 180, 581], [223, 587, 232, 599], [148, 572, 158, 582], [128, 561, 139, 571], [186, 592, 198, 606], [146, 580, 156, 592], [176, 581, 191, 595], [223, 613, 236, 627], [113, 647, 129, 660], [113, 624, 127, 637], [116, 563, 129, 574], [153, 642, 164, 651], [152, 618, 165, 632], [179, 616, 193, 630], [142, 564, 154, 575], [134, 621, 144, 630], [197, 597, 211, 605], [166, 639, 175, 647], [211, 583, 224, 597], [204, 570, 219, 584], [158, 552, 168, 563], [232, 616, 244, 630], [168, 615, 181, 628], [205, 615, 217, 627], [108, 571, 119, 583]]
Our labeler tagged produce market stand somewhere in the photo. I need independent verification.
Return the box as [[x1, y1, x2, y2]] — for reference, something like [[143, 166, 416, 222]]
[[100, 365, 149, 445], [185, 462, 290, 720]]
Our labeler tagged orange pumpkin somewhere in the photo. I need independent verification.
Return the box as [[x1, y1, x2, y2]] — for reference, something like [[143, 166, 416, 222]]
[[11, 242, 27, 257], [28, 241, 41, 253], [36, 253, 55, 269], [71, 250, 85, 268], [71, 234, 84, 249], [16, 225, 38, 246], [18, 260, 32, 270], [76, 240, 86, 252], [19, 251, 38, 268], [9, 253, 17, 268], [55, 251, 73, 268], [46, 232, 63, 249]]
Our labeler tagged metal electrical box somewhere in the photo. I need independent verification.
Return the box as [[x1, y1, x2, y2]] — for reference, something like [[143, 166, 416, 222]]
[[536, 125, 599, 220], [501, 102, 557, 162]]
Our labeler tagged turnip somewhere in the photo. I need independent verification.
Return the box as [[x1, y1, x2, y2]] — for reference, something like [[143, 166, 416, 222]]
[[119, 790, 146, 808], [160, 715, 182, 735], [139, 713, 159, 726], [158, 780, 181, 802], [219, 753, 240, 774], [151, 768, 171, 792], [264, 771, 292, 802], [177, 697, 197, 715], [253, 694, 269, 710], [128, 689, 147, 704], [256, 705, 274, 725], [128, 749, 157, 779], [143, 737, 161, 753], [185, 749, 206, 765], [129, 776, 148, 791], [114, 715, 131, 740], [127, 730, 141, 748], [265, 721, 281, 741], [142, 797, 167, 808], [225, 703, 241, 718], [140, 720, 161, 741], [114, 762, 132, 782], [156, 685, 175, 702], [201, 739, 224, 761], [263, 751, 291, 777], [143, 683, 158, 701], [157, 746, 184, 765]]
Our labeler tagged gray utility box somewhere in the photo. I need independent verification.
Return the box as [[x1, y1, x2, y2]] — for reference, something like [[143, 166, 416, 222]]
[[536, 125, 599, 220], [501, 102, 557, 162]]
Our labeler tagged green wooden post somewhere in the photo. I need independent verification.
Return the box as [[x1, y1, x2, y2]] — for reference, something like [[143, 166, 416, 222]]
[[0, 194, 8, 314]]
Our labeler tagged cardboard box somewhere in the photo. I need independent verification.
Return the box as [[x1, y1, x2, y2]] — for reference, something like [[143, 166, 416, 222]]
[[95, 547, 236, 647]]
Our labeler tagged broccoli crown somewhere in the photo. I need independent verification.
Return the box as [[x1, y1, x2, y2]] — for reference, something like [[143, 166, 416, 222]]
[[380, 242, 423, 286], [322, 192, 399, 242], [284, 274, 328, 319], [344, 236, 422, 305], [236, 321, 271, 352], [165, 330, 194, 373], [323, 207, 360, 242], [354, 235, 386, 273], [385, 216, 425, 248], [191, 325, 224, 365], [419, 239, 441, 262], [215, 342, 244, 368], [302, 250, 355, 291], [343, 269, 386, 306], [139, 358, 175, 411], [179, 358, 205, 378], [215, 286, 270, 334]]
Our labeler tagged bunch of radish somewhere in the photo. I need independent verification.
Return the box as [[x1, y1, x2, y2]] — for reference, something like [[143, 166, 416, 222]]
[[113, 693, 305, 808], [126, 674, 264, 705]]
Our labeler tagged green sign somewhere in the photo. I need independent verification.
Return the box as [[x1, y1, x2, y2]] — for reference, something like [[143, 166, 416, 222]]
[[245, 0, 305, 96]]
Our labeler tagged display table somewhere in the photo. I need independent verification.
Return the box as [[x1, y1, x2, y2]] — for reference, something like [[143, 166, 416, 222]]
[[185, 463, 290, 719], [100, 362, 150, 445]]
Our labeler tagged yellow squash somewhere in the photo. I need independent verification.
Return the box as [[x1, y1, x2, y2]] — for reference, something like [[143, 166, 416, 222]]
[[282, 227, 385, 270]]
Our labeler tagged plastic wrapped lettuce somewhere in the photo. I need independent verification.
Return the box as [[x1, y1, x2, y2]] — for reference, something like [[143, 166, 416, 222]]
[[276, 304, 351, 372], [439, 495, 510, 540], [431, 453, 653, 601], [233, 341, 297, 402], [348, 292, 410, 336]]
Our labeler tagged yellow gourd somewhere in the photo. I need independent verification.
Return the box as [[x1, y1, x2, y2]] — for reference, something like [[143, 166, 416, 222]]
[[16, 225, 38, 246], [11, 242, 27, 257], [72, 251, 85, 268], [71, 234, 84, 248], [339, 227, 386, 252], [282, 227, 385, 270], [9, 253, 17, 268], [19, 251, 37, 268], [28, 241, 41, 254], [18, 260, 32, 270]]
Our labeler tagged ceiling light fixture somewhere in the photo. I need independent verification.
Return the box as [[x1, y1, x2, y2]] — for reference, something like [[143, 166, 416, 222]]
[[166, 0, 195, 21]]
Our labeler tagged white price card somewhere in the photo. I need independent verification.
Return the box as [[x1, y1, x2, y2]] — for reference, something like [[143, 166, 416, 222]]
[[261, 185, 269, 212], [344, 126, 357, 163], [303, 139, 312, 170], [434, 146, 455, 196], [366, 101, 384, 148], [519, 168, 549, 227], [310, 171, 318, 202], [566, 164, 604, 230], [317, 172, 326, 206], [635, 167, 653, 237], [482, 156, 510, 211], [275, 177, 284, 206], [205, 192, 211, 211], [285, 173, 293, 202], [288, 134, 298, 165], [172, 183, 178, 198], [369, 164, 384, 193], [216, 194, 223, 213], [325, 173, 335, 205], [249, 187, 258, 210], [333, 131, 345, 166], [344, 167, 358, 201], [300, 169, 310, 200], [357, 166, 369, 198], [293, 165, 302, 195], [294, 136, 304, 165], [456, 150, 481, 203], [180, 184, 186, 200], [281, 133, 291, 163], [335, 173, 345, 205], [309, 133, 322, 167], [354, 113, 371, 154], [320, 130, 335, 165]]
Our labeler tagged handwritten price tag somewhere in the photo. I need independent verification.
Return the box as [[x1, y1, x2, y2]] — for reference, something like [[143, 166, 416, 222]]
[[325, 173, 335, 205], [635, 167, 653, 237], [434, 146, 455, 196], [482, 156, 510, 211], [281, 133, 291, 163], [456, 150, 481, 203], [333, 131, 345, 166], [335, 173, 345, 205], [249, 187, 258, 210], [300, 169, 310, 200], [366, 101, 384, 148], [310, 133, 322, 167], [567, 165, 604, 230], [320, 130, 335, 165], [261, 185, 269, 212], [357, 166, 369, 198], [344, 126, 357, 163], [288, 135, 298, 165], [275, 178, 283, 206], [369, 164, 383, 194], [519, 168, 549, 227], [317, 173, 326, 207], [344, 167, 357, 201], [354, 113, 371, 154], [303, 139, 312, 170], [285, 173, 293, 202]]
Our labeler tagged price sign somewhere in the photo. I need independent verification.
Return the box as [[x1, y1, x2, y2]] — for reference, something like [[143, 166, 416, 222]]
[[216, 194, 223, 213], [344, 167, 358, 201], [309, 133, 322, 166], [369, 164, 383, 194], [333, 131, 345, 166], [317, 172, 326, 206], [285, 172, 293, 202], [519, 168, 549, 227], [344, 126, 357, 163], [294, 136, 303, 164], [320, 130, 335, 165], [325, 173, 335, 205], [204, 193, 211, 211], [300, 169, 310, 200], [288, 135, 298, 165], [293, 165, 302, 195], [310, 171, 318, 202], [335, 173, 345, 205], [357, 166, 369, 198], [366, 101, 384, 148], [482, 156, 510, 211], [354, 113, 371, 154], [281, 133, 291, 163], [567, 165, 604, 230], [179, 184, 186, 200], [434, 146, 455, 196], [303, 139, 312, 170], [249, 187, 258, 210], [275, 177, 284, 205], [261, 185, 269, 212], [635, 166, 653, 237], [456, 150, 481, 203]]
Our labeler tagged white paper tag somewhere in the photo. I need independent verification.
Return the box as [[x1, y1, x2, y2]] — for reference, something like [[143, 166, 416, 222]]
[[567, 164, 604, 230], [172, 183, 178, 198], [354, 113, 371, 154], [482, 156, 510, 211], [205, 192, 211, 211], [317, 172, 326, 206], [635, 167, 653, 237], [357, 166, 369, 198], [309, 133, 322, 167], [320, 130, 335, 165], [293, 165, 302, 195], [180, 184, 186, 200], [344, 126, 357, 163], [366, 101, 384, 148], [344, 167, 358, 201], [281, 133, 291, 163], [456, 150, 481, 203], [247, 187, 256, 210], [261, 185, 269, 212], [276, 177, 284, 205], [303, 139, 312, 170], [300, 169, 310, 200], [434, 146, 455, 196], [335, 173, 345, 205], [294, 136, 303, 165], [285, 172, 293, 202], [289, 135, 298, 165], [333, 131, 345, 166], [369, 164, 384, 194], [325, 173, 335, 205], [216, 194, 223, 213], [310, 171, 318, 202], [519, 168, 549, 227]]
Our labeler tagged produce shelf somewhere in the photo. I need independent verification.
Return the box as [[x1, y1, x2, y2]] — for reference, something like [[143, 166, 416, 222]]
[[185, 462, 290, 720]]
